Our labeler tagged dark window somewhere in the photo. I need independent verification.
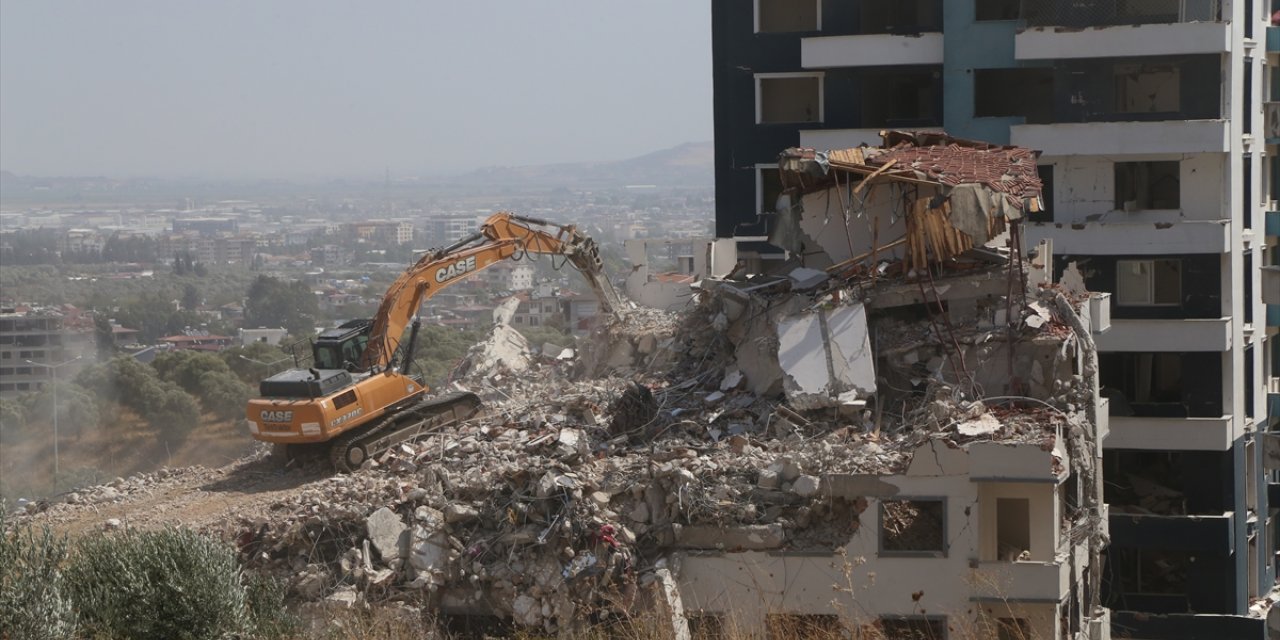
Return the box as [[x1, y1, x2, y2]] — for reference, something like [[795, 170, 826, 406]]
[[879, 616, 948, 640], [1245, 155, 1255, 230], [1245, 57, 1255, 135], [974, 68, 1054, 123], [976, 0, 1019, 20], [996, 497, 1032, 561], [1114, 63, 1181, 114], [1116, 259, 1181, 306], [1099, 352, 1224, 419], [861, 0, 942, 33], [1118, 549, 1191, 596], [1245, 252, 1255, 324], [756, 0, 820, 33], [880, 499, 946, 555], [1115, 161, 1180, 210], [760, 167, 784, 215], [1245, 345, 1256, 420], [862, 69, 942, 127], [758, 76, 822, 123]]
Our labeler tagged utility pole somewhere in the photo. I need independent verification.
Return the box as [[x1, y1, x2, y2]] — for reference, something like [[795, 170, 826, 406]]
[[26, 355, 83, 492]]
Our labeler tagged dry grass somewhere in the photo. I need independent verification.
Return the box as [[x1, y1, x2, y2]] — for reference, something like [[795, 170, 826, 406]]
[[0, 409, 254, 500]]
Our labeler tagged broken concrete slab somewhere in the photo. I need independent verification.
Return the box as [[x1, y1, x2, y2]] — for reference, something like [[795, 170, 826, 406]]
[[787, 267, 829, 291], [365, 507, 407, 562], [776, 303, 875, 410]]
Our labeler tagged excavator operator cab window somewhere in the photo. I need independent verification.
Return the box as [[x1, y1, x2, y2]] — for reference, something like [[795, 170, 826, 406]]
[[313, 344, 342, 370], [314, 335, 369, 372]]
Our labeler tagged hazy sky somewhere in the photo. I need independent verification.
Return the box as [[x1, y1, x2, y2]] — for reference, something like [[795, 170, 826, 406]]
[[0, 1, 712, 179]]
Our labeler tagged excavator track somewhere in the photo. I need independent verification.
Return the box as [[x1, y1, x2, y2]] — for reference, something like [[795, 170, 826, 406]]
[[330, 391, 482, 473]]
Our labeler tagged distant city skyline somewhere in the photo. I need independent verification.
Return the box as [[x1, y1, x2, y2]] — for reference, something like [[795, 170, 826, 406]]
[[0, 1, 712, 179]]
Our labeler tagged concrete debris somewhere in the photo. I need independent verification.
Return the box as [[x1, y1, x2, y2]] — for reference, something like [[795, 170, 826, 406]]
[[956, 413, 1002, 437], [365, 507, 407, 562], [24, 214, 1106, 635], [776, 303, 875, 410], [787, 267, 829, 291]]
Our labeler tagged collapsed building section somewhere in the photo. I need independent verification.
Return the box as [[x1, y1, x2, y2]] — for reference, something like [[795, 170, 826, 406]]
[[216, 133, 1113, 639], [26, 134, 1117, 639]]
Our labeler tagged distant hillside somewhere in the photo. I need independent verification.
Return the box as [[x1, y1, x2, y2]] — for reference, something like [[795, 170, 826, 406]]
[[452, 141, 713, 188]]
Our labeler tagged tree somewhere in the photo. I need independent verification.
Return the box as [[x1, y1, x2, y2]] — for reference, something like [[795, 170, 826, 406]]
[[75, 357, 199, 440], [244, 275, 318, 337], [196, 371, 252, 420], [180, 284, 201, 311], [152, 350, 232, 394], [93, 314, 116, 361], [17, 383, 99, 439], [409, 325, 481, 388], [0, 398, 26, 439], [114, 291, 178, 343]]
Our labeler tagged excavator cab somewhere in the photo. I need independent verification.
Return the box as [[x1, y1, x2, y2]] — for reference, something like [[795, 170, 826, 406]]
[[312, 320, 373, 372]]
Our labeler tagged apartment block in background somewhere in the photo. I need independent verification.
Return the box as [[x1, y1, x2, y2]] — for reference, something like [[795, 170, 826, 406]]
[[711, 0, 1278, 637]]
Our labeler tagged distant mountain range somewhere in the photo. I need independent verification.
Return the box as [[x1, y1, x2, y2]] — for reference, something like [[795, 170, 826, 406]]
[[451, 141, 713, 188], [0, 141, 715, 202]]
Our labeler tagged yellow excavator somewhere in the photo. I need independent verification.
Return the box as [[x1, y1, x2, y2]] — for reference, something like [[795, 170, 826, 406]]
[[245, 212, 625, 471]]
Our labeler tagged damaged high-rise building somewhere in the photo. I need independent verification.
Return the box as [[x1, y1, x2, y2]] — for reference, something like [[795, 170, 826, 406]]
[[711, 2, 1279, 638]]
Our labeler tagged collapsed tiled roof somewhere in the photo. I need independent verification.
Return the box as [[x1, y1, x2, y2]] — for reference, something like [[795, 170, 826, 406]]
[[779, 130, 1043, 212]]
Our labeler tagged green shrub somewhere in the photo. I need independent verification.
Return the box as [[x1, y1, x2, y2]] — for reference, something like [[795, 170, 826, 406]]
[[0, 507, 79, 640], [153, 350, 233, 394], [65, 528, 249, 640], [244, 572, 299, 640], [197, 370, 254, 420]]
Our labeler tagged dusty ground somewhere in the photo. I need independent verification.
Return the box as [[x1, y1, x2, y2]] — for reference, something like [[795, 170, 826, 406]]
[[1, 409, 256, 500], [20, 455, 329, 538], [1, 410, 322, 538]]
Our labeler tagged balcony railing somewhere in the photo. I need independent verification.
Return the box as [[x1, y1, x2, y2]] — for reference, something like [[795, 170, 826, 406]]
[[1109, 510, 1235, 552], [1020, 0, 1221, 28]]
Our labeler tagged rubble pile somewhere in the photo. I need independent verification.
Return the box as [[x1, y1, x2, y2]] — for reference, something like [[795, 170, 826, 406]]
[[200, 264, 1088, 634]]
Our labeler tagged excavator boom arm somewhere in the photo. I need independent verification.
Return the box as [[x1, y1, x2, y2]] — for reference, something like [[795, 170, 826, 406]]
[[359, 212, 624, 370]]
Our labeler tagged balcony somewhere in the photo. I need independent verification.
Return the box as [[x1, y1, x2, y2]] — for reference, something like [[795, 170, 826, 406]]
[[801, 33, 943, 68], [1022, 219, 1230, 256], [971, 560, 1069, 603], [1105, 415, 1235, 451], [1093, 318, 1232, 352], [967, 442, 1067, 483], [1109, 510, 1235, 553], [1110, 611, 1265, 640], [1019, 0, 1221, 28], [1016, 21, 1229, 60], [798, 129, 884, 151], [1011, 120, 1229, 156]]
